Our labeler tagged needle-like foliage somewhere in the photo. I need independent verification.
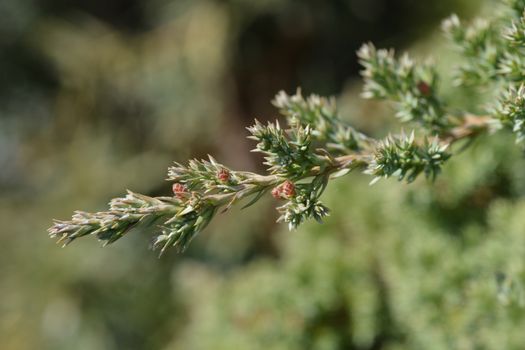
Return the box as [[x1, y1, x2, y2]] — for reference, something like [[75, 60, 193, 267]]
[[49, 1, 525, 255]]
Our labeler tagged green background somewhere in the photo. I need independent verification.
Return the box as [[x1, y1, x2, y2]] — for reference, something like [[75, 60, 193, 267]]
[[4, 0, 525, 349]]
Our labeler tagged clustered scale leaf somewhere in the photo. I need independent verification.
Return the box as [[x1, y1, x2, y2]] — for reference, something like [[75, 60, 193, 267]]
[[442, 14, 502, 85], [492, 84, 525, 143], [366, 132, 451, 184], [167, 157, 240, 193], [357, 43, 447, 130], [49, 191, 179, 247], [276, 175, 330, 230], [153, 203, 217, 254], [247, 120, 322, 179], [442, 1, 525, 87], [272, 90, 372, 153]]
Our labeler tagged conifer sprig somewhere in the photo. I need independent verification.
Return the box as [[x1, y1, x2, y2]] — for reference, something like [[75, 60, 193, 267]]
[[442, 1, 525, 87], [48, 109, 489, 254], [49, 2, 525, 255], [365, 132, 450, 184], [492, 84, 525, 143], [272, 90, 372, 153], [49, 192, 179, 247]]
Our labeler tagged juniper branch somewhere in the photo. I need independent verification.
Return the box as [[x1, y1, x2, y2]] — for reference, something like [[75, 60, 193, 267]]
[[49, 1, 525, 255], [48, 108, 490, 254]]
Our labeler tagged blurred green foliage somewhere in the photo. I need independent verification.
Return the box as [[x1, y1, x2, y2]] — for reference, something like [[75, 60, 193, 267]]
[[6, 0, 525, 349], [172, 132, 525, 349]]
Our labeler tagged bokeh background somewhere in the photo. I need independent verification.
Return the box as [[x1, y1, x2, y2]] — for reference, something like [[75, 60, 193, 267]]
[[6, 0, 525, 349]]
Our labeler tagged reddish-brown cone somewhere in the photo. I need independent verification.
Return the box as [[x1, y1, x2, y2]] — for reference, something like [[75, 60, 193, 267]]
[[281, 180, 296, 198], [272, 180, 296, 199], [217, 168, 230, 183], [417, 81, 432, 97], [271, 186, 282, 199], [172, 183, 187, 199]]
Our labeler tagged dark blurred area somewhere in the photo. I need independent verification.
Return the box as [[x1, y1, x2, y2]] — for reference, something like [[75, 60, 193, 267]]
[[1, 0, 494, 349], [1, 0, 475, 175]]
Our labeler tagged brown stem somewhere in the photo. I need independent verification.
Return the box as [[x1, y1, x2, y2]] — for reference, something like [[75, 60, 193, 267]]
[[204, 114, 493, 210], [441, 114, 492, 144]]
